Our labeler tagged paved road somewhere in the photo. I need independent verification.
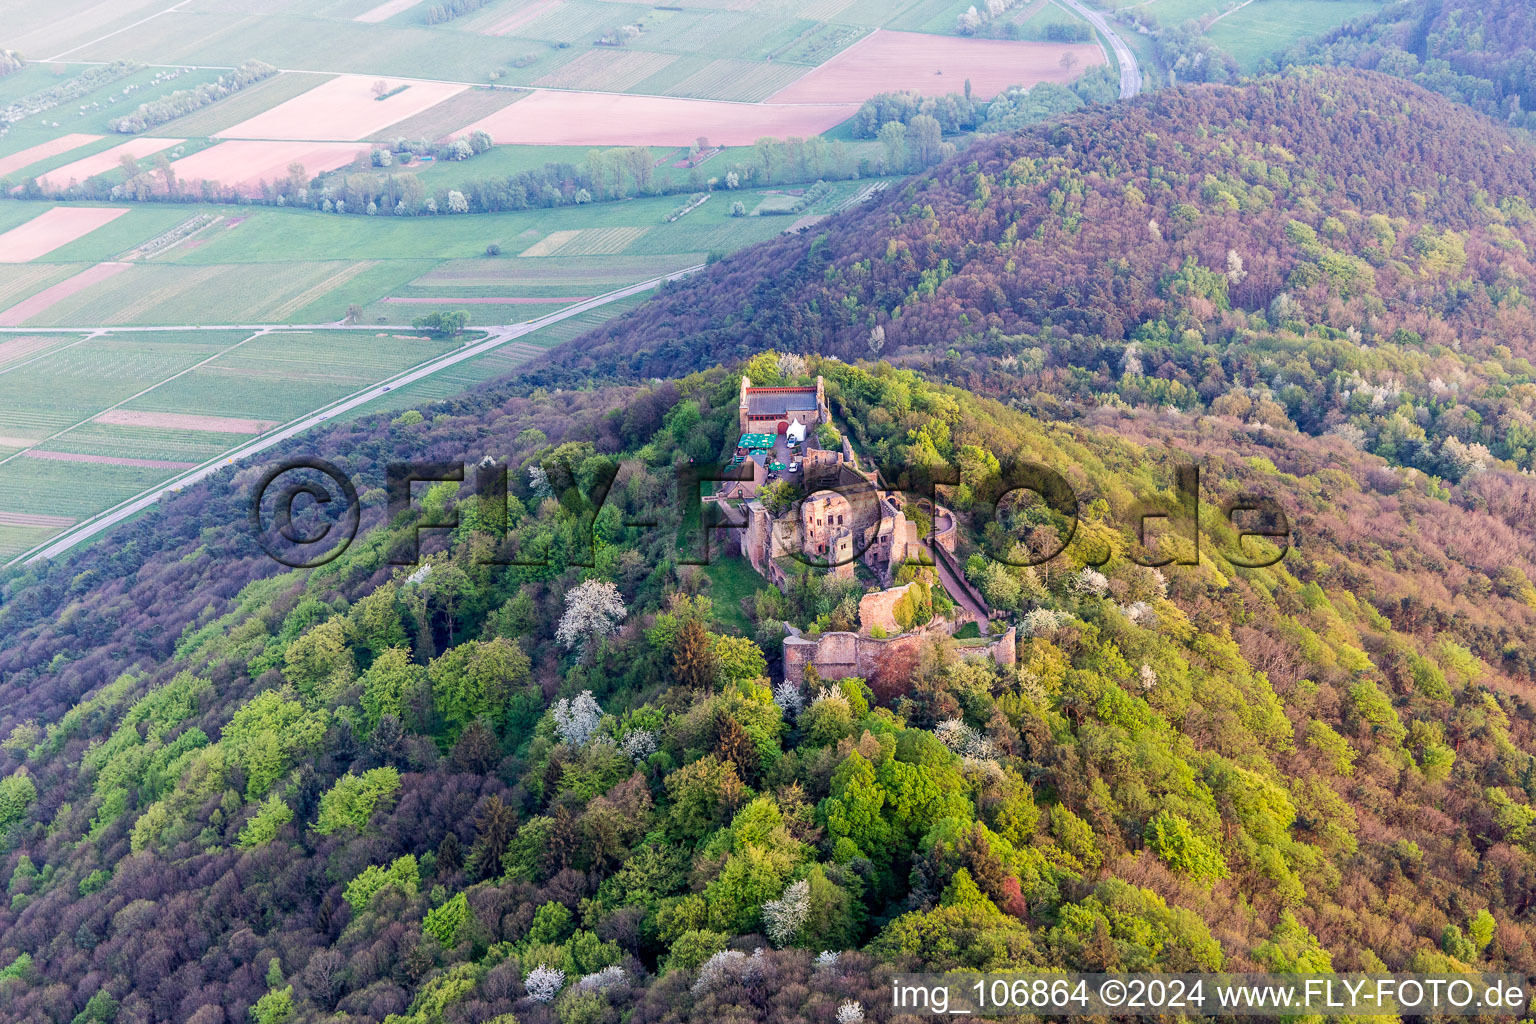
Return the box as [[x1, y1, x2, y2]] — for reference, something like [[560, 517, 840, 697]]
[[10, 266, 702, 566], [1057, 0, 1143, 99]]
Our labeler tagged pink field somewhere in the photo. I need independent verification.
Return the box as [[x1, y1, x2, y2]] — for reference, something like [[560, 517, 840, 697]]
[[169, 141, 366, 195], [0, 134, 102, 179], [216, 75, 468, 142], [354, 0, 419, 21], [464, 90, 858, 147], [23, 450, 196, 470], [94, 410, 278, 433], [38, 138, 184, 189], [766, 29, 1105, 104], [0, 208, 129, 264], [482, 0, 560, 34], [0, 262, 131, 324], [381, 295, 590, 304]]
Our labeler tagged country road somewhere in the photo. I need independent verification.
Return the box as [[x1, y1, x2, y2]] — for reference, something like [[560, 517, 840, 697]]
[[1057, 0, 1143, 99], [6, 265, 702, 566]]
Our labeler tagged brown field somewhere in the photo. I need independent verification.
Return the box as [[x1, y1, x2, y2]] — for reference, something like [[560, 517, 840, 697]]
[[0, 134, 102, 179], [464, 89, 858, 146], [23, 450, 197, 470], [38, 137, 184, 189], [766, 29, 1104, 103], [355, 0, 420, 21], [169, 141, 366, 194], [482, 0, 561, 34], [217, 75, 468, 142], [92, 410, 277, 433], [0, 208, 130, 264], [0, 262, 130, 325], [364, 89, 528, 142]]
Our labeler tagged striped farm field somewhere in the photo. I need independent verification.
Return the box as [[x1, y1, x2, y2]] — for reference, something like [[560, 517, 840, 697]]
[[0, 266, 82, 315], [0, 331, 247, 438], [0, 333, 83, 369], [122, 331, 458, 421], [502, 0, 641, 42], [0, 264, 132, 327], [0, 456, 178, 525], [533, 50, 679, 92], [34, 421, 260, 464], [661, 58, 809, 101], [0, 325, 480, 556], [363, 88, 529, 142], [366, 298, 587, 326], [16, 261, 388, 326], [477, 0, 561, 35], [517, 226, 649, 257], [413, 253, 686, 288]]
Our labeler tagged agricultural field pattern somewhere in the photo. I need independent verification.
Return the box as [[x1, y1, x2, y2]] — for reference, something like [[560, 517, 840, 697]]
[[0, 0, 1383, 562]]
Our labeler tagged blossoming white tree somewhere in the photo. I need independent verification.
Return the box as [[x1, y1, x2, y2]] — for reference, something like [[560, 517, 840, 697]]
[[556, 580, 626, 653], [762, 878, 810, 946], [524, 964, 565, 1003], [552, 691, 602, 747]]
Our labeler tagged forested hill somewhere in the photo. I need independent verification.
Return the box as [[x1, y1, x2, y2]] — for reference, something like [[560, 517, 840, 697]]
[[5, 64, 1536, 1024], [1290, 0, 1536, 132], [2, 345, 1536, 1023]]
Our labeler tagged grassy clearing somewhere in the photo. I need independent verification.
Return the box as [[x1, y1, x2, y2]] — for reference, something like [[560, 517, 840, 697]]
[[701, 555, 762, 635], [1140, 0, 1229, 27], [1204, 0, 1385, 68], [0, 522, 60, 561]]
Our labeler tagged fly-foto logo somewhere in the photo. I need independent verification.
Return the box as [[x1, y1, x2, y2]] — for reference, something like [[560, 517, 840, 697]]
[[247, 456, 1291, 570]]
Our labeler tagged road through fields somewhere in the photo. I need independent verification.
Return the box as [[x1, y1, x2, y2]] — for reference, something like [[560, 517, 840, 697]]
[[1056, 0, 1142, 98], [3, 264, 702, 566]]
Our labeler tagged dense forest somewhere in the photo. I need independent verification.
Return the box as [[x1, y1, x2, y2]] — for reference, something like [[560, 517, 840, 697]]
[[3, 67, 1536, 1023], [1290, 0, 1536, 131]]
